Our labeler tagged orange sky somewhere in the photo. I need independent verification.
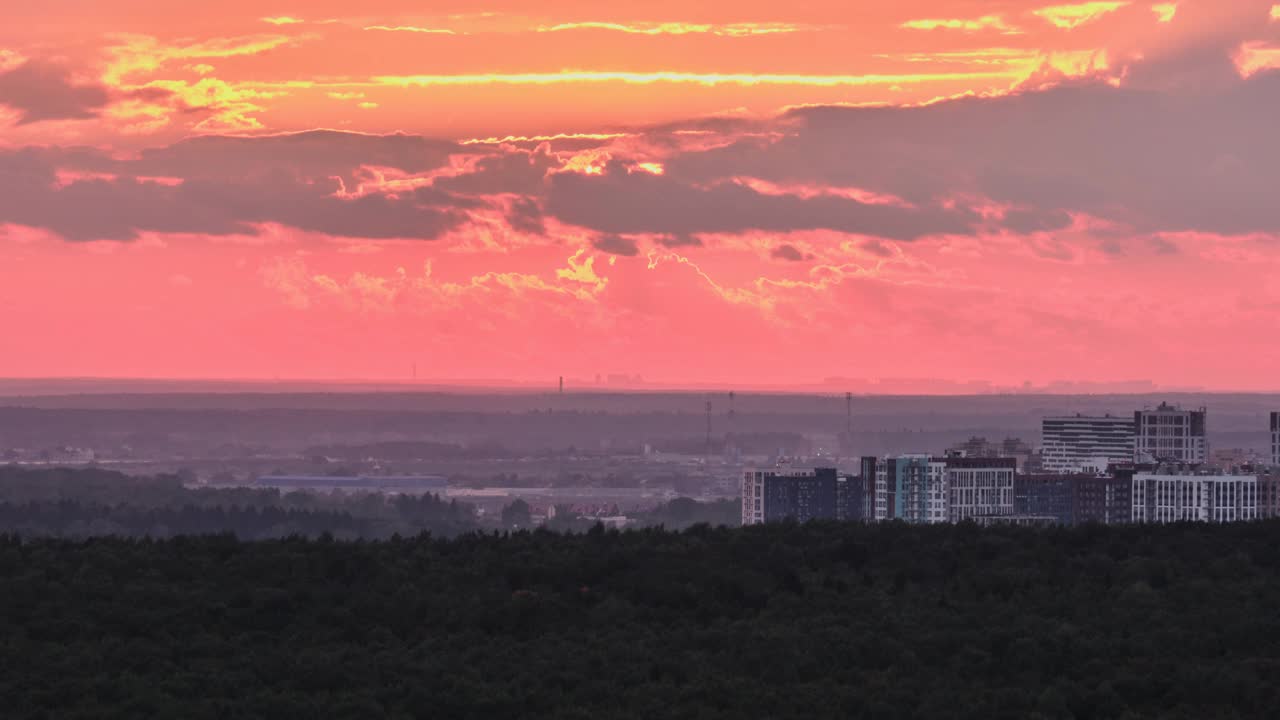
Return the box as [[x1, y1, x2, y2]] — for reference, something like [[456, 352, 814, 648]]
[[2, 0, 1280, 389]]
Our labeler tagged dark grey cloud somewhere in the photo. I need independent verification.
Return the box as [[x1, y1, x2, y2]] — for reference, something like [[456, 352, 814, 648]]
[[771, 244, 808, 262], [0, 144, 468, 241], [656, 233, 702, 248], [434, 147, 559, 196], [12, 30, 1280, 248], [591, 234, 640, 257], [859, 239, 893, 257], [1001, 208, 1074, 235], [130, 130, 461, 187], [665, 63, 1280, 236], [506, 197, 546, 235], [0, 61, 109, 124], [546, 161, 976, 239]]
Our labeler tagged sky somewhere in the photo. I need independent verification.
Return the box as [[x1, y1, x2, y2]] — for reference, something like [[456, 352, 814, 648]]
[[2, 0, 1280, 390]]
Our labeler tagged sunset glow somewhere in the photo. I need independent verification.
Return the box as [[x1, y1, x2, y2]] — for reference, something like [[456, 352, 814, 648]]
[[3, 0, 1280, 389]]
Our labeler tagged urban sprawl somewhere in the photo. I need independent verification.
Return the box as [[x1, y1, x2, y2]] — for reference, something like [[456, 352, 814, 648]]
[[743, 403, 1280, 527]]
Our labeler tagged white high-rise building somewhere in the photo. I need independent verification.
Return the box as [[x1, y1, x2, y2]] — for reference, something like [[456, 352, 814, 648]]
[[870, 455, 949, 524], [1041, 415, 1135, 473], [946, 457, 1017, 522], [1131, 472, 1257, 524], [1134, 403, 1207, 464]]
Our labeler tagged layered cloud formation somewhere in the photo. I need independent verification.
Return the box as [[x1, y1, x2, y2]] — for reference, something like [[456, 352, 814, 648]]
[[2, 0, 1280, 387]]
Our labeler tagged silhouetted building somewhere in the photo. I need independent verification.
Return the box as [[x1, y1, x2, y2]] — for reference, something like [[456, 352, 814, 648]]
[[741, 467, 840, 525], [835, 473, 869, 522], [1258, 472, 1280, 519], [1272, 413, 1279, 467], [1132, 470, 1256, 523], [1075, 471, 1134, 525], [1014, 474, 1077, 525], [1014, 470, 1134, 525], [949, 436, 999, 458], [1041, 414, 1135, 473], [1134, 403, 1207, 464], [946, 436, 1034, 469]]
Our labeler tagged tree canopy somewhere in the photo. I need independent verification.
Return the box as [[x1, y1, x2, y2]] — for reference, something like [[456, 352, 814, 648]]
[[3, 520, 1280, 718]]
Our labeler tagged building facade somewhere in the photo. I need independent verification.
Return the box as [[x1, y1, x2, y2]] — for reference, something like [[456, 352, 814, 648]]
[[741, 467, 842, 525], [947, 457, 1017, 522], [1133, 403, 1207, 464], [1041, 415, 1136, 473], [894, 456, 949, 524], [864, 455, 948, 523], [1014, 474, 1077, 525], [835, 474, 869, 522], [1272, 412, 1279, 467], [1257, 472, 1280, 519], [1131, 472, 1257, 524], [1014, 471, 1134, 525], [1075, 472, 1133, 525]]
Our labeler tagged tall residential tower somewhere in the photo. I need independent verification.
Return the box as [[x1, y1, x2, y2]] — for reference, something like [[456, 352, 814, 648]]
[[1134, 403, 1207, 464]]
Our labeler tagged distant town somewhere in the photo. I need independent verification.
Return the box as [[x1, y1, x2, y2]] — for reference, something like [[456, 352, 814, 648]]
[[744, 403, 1280, 527], [2, 390, 1278, 531]]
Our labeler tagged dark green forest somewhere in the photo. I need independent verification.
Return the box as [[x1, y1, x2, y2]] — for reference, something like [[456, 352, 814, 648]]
[[0, 467, 476, 539], [0, 468, 737, 538], [4, 520, 1280, 718]]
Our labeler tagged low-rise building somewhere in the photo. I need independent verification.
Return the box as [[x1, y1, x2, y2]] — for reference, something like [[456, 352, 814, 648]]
[[1131, 469, 1257, 524], [1015, 470, 1134, 525]]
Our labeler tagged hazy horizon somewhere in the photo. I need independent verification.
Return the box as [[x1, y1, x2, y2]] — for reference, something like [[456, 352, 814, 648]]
[[2, 375, 1278, 396]]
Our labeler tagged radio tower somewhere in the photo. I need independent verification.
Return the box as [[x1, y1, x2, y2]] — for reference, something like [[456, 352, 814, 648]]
[[705, 399, 713, 458], [842, 391, 854, 457]]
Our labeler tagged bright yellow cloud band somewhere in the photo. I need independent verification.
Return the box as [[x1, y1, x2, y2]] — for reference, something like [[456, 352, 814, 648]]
[[535, 22, 804, 36], [375, 70, 1011, 87], [1033, 2, 1128, 30]]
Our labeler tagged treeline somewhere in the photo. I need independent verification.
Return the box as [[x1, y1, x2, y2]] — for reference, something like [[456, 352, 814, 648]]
[[0, 467, 477, 539], [306, 440, 518, 461], [5, 522, 1280, 717]]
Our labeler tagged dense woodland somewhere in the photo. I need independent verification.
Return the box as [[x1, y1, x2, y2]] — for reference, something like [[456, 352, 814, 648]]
[[0, 467, 477, 539], [3, 520, 1280, 718], [0, 468, 736, 538]]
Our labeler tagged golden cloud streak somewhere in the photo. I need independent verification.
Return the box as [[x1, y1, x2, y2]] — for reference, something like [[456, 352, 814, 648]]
[[878, 48, 1039, 66], [535, 22, 805, 36], [363, 25, 457, 35], [1152, 3, 1177, 23], [104, 34, 296, 83], [375, 70, 1012, 87], [900, 16, 1017, 33], [460, 132, 632, 145], [1033, 2, 1128, 30]]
